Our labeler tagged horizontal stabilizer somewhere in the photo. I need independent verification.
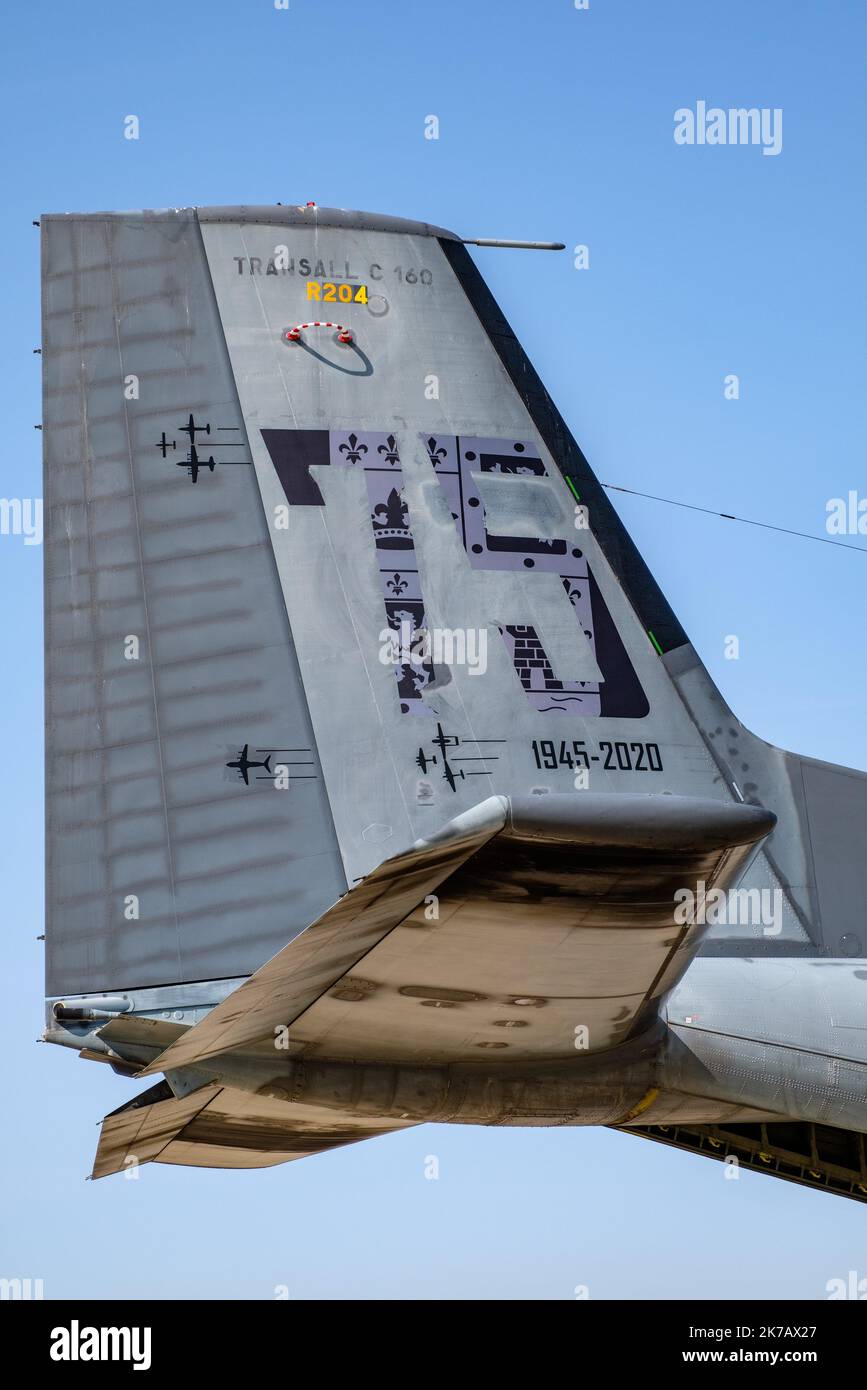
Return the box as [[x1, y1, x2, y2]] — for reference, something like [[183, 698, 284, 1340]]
[[92, 1083, 220, 1178], [141, 792, 774, 1076], [139, 797, 508, 1075], [92, 1080, 412, 1178], [97, 1016, 189, 1069]]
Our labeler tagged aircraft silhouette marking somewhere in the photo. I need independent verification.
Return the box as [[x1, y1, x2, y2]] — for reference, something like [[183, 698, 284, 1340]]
[[182, 443, 217, 485], [179, 413, 211, 444], [226, 744, 317, 786], [226, 744, 273, 785], [415, 748, 437, 776], [416, 723, 505, 793], [155, 415, 252, 484]]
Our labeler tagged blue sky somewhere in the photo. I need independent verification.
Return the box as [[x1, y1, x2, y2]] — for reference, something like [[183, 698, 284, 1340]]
[[2, 0, 866, 1299]]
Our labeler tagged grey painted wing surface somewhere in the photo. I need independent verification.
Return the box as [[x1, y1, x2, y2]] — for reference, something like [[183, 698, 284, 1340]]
[[42, 212, 346, 997]]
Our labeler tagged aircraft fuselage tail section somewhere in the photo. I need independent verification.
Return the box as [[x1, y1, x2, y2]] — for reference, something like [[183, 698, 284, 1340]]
[[41, 205, 867, 1199]]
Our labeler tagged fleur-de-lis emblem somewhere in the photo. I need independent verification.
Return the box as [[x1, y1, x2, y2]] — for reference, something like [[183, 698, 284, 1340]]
[[377, 434, 400, 465], [426, 436, 448, 466], [339, 432, 368, 464], [387, 572, 408, 596]]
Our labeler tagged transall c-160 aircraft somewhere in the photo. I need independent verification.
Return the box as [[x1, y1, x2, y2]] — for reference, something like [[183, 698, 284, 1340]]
[[40, 203, 867, 1200]]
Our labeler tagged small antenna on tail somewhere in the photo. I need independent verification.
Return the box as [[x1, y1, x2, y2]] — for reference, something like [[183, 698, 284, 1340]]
[[462, 238, 565, 250]]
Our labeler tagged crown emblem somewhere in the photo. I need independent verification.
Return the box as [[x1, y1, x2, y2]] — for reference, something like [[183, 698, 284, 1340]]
[[372, 488, 411, 545]]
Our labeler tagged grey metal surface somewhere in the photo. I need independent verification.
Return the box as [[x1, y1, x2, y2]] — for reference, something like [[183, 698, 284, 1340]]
[[200, 215, 727, 892], [666, 641, 867, 956], [666, 957, 867, 1065], [196, 204, 461, 239], [658, 957, 867, 1131], [42, 210, 346, 996], [799, 759, 867, 954]]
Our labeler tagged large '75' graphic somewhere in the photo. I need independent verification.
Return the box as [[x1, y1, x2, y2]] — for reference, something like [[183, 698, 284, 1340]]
[[260, 428, 648, 719]]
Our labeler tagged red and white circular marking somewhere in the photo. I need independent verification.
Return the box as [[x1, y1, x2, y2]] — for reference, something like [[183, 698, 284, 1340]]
[[283, 322, 353, 345]]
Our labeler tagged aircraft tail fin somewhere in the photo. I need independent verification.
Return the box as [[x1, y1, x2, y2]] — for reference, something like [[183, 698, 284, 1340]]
[[41, 201, 863, 1032]]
